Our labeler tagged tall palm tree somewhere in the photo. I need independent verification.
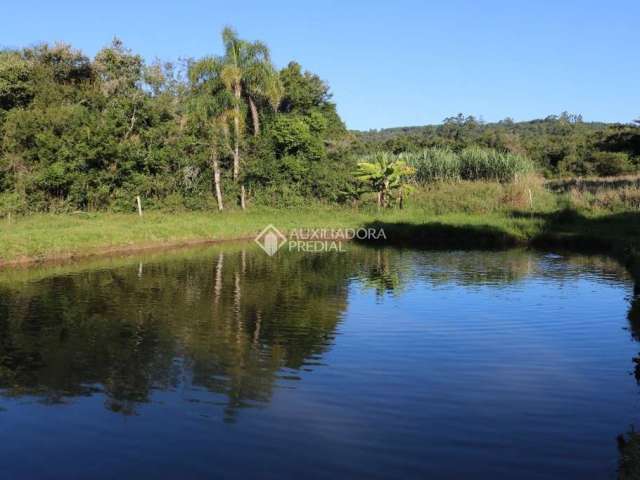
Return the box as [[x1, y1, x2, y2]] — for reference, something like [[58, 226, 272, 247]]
[[219, 27, 282, 208], [221, 28, 282, 135], [188, 28, 282, 210]]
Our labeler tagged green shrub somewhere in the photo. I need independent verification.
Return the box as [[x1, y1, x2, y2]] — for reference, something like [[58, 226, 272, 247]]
[[0, 191, 27, 217], [588, 151, 634, 177], [250, 184, 309, 208]]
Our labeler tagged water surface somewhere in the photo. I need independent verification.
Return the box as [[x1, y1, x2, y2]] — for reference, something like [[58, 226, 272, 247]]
[[0, 245, 637, 479]]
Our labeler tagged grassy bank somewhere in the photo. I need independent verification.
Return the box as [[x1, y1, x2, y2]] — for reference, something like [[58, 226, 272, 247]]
[[0, 208, 359, 265], [0, 208, 533, 265], [0, 179, 638, 273]]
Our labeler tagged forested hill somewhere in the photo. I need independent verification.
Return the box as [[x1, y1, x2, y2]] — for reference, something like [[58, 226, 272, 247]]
[[352, 114, 640, 176], [354, 116, 609, 142]]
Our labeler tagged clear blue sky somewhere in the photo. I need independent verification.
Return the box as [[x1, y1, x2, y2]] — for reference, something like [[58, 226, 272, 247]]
[[3, 0, 638, 130]]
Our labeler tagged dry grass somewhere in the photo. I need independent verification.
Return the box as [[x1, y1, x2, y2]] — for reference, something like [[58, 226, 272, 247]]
[[546, 175, 640, 194], [567, 186, 640, 213]]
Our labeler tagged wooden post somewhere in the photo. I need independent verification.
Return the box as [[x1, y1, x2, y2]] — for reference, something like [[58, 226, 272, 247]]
[[136, 196, 143, 217]]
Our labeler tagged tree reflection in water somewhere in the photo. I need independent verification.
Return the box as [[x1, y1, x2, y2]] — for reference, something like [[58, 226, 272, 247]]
[[0, 245, 635, 428], [0, 246, 356, 419]]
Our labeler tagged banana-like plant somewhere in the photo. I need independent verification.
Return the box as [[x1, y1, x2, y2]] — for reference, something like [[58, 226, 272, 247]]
[[354, 152, 415, 208]]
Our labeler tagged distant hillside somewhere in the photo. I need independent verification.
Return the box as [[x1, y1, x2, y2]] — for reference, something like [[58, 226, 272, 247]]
[[352, 115, 612, 143], [349, 113, 639, 176]]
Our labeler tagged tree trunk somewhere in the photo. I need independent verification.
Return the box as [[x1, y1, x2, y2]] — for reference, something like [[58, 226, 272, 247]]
[[248, 96, 260, 136], [377, 191, 382, 209], [124, 105, 137, 140], [241, 95, 262, 211], [232, 124, 240, 182], [232, 83, 242, 182], [211, 150, 224, 211]]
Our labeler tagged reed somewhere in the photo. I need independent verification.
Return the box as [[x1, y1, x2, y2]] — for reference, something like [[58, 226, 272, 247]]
[[400, 146, 535, 183]]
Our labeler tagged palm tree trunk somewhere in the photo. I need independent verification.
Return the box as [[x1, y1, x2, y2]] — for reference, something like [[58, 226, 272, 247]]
[[248, 96, 260, 136], [382, 182, 390, 208], [232, 84, 241, 182], [211, 149, 224, 211], [241, 96, 264, 211], [233, 83, 246, 210], [232, 118, 240, 182]]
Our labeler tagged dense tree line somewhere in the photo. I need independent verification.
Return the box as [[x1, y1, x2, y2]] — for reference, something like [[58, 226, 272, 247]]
[[354, 113, 640, 178], [0, 29, 352, 214], [1, 28, 638, 215]]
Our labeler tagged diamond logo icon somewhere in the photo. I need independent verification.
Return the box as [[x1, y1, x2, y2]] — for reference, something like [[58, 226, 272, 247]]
[[255, 225, 287, 256]]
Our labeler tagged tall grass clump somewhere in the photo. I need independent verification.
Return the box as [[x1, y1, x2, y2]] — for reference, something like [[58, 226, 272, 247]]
[[402, 147, 535, 183], [401, 148, 461, 182]]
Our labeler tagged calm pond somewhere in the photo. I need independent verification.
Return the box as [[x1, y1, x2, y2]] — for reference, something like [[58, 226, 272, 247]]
[[0, 245, 638, 479]]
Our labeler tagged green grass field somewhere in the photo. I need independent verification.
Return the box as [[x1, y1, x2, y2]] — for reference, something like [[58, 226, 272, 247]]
[[1, 181, 638, 275]]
